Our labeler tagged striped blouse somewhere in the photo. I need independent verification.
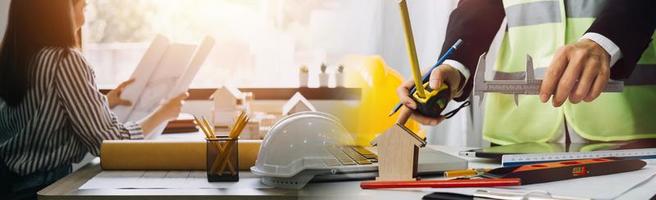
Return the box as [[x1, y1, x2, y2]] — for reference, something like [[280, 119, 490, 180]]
[[0, 47, 143, 175]]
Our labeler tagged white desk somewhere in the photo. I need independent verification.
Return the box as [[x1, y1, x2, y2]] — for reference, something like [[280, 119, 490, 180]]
[[38, 145, 656, 200]]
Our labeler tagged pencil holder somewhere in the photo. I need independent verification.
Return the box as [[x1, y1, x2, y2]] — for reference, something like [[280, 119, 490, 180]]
[[206, 137, 239, 182]]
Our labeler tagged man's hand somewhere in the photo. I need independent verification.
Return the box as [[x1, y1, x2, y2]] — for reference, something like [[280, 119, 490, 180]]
[[107, 79, 135, 109], [396, 64, 463, 125], [540, 39, 611, 107]]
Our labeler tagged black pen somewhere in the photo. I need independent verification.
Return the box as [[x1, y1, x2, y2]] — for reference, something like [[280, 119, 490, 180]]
[[423, 192, 474, 200]]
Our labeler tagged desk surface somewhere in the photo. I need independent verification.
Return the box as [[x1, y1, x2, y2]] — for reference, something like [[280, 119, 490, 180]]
[[38, 145, 656, 200]]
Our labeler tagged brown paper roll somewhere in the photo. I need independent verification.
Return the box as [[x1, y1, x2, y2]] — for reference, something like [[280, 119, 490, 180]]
[[100, 140, 261, 170]]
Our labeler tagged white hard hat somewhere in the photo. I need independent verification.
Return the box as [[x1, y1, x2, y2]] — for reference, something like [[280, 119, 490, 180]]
[[251, 111, 355, 188]]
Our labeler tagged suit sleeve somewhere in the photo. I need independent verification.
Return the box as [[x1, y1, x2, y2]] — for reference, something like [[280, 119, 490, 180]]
[[440, 0, 506, 102], [587, 0, 656, 79]]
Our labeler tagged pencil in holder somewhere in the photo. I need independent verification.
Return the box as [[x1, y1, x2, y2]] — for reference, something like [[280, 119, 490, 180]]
[[206, 137, 239, 182]]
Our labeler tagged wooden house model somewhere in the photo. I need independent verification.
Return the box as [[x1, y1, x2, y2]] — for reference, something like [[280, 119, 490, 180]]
[[282, 92, 316, 115], [371, 123, 426, 181], [211, 86, 243, 128]]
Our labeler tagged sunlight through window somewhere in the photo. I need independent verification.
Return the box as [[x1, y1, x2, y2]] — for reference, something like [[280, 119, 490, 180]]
[[83, 0, 382, 88]]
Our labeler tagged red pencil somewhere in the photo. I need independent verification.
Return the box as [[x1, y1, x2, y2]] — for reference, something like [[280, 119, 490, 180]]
[[360, 178, 521, 189]]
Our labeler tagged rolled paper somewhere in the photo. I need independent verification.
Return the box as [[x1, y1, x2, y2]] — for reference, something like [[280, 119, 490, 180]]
[[100, 140, 261, 171]]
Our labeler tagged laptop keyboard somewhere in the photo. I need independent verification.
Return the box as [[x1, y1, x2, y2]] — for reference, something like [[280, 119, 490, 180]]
[[324, 146, 378, 167]]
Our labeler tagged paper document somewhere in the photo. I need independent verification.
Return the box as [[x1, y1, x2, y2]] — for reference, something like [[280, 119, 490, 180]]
[[421, 166, 656, 200], [79, 170, 271, 189], [615, 172, 656, 200], [112, 35, 215, 139]]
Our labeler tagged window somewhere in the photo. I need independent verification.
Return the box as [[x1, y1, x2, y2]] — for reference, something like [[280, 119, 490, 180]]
[[83, 0, 384, 88]]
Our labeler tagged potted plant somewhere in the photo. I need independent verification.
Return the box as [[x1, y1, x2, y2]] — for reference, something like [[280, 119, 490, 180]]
[[298, 65, 309, 88], [318, 63, 329, 88], [335, 65, 345, 87]]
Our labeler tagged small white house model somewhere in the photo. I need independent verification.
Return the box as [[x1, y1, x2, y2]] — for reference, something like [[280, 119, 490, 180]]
[[371, 123, 426, 181], [282, 92, 316, 116], [211, 86, 243, 128]]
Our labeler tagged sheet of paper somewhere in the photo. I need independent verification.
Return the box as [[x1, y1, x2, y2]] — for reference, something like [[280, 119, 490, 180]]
[[615, 173, 656, 200], [420, 166, 656, 200], [167, 36, 215, 99], [126, 43, 197, 139], [126, 43, 196, 120], [112, 35, 214, 139], [113, 35, 170, 123], [79, 170, 271, 189]]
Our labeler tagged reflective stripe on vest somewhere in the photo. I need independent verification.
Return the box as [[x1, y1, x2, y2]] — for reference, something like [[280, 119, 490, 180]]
[[505, 0, 607, 27], [484, 0, 656, 145], [506, 1, 561, 27], [565, 0, 607, 18]]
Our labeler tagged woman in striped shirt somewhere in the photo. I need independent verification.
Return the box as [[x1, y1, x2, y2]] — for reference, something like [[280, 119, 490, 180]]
[[0, 0, 187, 199]]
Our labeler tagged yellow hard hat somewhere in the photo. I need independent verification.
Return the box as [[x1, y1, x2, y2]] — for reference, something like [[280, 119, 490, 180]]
[[342, 55, 424, 146]]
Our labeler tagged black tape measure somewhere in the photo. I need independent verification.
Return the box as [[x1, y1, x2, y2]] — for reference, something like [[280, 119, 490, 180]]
[[411, 82, 450, 118], [411, 82, 470, 119]]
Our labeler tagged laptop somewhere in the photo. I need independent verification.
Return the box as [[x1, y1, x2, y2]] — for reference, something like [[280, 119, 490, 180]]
[[259, 145, 467, 188]]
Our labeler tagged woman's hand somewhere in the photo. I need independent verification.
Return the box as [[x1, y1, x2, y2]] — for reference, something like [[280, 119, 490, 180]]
[[396, 64, 463, 125], [540, 39, 610, 107], [154, 92, 189, 121], [139, 92, 189, 135], [107, 79, 135, 109]]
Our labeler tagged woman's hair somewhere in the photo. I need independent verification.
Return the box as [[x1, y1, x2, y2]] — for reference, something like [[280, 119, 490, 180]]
[[0, 0, 82, 107]]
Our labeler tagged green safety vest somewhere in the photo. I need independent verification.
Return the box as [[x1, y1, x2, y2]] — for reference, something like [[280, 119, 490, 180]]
[[483, 0, 656, 145]]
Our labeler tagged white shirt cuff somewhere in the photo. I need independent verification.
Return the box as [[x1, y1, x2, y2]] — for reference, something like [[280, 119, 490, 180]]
[[580, 32, 622, 67], [443, 59, 470, 96]]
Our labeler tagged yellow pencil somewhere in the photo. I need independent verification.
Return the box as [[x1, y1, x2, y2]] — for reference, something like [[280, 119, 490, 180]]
[[444, 168, 491, 178], [216, 113, 249, 174], [398, 0, 426, 98], [197, 115, 237, 174], [209, 112, 247, 174], [193, 115, 212, 139], [201, 117, 217, 138], [230, 115, 247, 138]]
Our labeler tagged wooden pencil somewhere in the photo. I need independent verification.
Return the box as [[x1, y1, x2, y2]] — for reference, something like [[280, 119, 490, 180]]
[[193, 115, 212, 139], [218, 115, 248, 173], [196, 115, 236, 174], [209, 112, 247, 175], [212, 112, 247, 174]]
